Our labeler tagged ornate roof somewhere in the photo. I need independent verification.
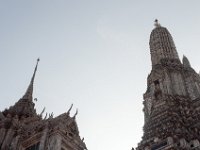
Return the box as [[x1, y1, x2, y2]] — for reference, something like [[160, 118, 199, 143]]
[[0, 59, 87, 150]]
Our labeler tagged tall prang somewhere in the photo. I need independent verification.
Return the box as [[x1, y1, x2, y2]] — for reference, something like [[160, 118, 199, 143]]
[[0, 59, 87, 150], [136, 20, 200, 150]]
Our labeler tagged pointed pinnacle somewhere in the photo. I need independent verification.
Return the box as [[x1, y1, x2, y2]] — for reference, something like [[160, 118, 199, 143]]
[[22, 58, 40, 100], [182, 55, 191, 68]]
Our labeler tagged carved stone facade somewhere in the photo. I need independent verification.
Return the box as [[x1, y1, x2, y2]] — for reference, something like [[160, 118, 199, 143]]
[[136, 21, 200, 150], [0, 59, 87, 150]]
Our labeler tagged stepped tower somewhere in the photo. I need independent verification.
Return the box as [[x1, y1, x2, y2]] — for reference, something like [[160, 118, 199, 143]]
[[136, 20, 200, 150], [0, 59, 87, 150]]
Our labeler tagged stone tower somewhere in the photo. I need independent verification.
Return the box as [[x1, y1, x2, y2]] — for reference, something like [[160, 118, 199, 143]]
[[136, 20, 200, 150], [0, 59, 87, 150]]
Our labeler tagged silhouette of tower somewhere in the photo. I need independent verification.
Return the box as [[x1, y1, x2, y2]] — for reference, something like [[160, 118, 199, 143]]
[[136, 20, 200, 150]]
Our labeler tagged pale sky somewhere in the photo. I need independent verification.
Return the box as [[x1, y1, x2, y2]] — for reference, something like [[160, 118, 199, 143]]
[[1, 1, 200, 150]]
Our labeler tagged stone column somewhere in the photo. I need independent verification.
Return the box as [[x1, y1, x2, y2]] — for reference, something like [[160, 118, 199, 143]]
[[0, 128, 6, 146], [10, 135, 20, 150], [1, 129, 15, 150], [47, 134, 62, 150]]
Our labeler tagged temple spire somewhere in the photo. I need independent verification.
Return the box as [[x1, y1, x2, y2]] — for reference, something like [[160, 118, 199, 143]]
[[22, 58, 40, 101], [183, 55, 191, 68], [149, 21, 180, 66]]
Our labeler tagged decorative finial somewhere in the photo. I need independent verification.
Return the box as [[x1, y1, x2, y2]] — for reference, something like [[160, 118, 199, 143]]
[[154, 19, 161, 27], [49, 112, 54, 118], [73, 108, 78, 118], [67, 104, 73, 115], [39, 107, 46, 117]]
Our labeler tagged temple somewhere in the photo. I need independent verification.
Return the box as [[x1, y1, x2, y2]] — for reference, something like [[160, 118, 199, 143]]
[[0, 59, 87, 150], [136, 20, 200, 150]]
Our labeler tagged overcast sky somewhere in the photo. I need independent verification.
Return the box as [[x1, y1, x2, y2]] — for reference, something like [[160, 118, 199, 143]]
[[1, 1, 200, 150]]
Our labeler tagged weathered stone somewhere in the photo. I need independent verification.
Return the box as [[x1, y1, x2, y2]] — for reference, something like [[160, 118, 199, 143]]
[[136, 20, 200, 150]]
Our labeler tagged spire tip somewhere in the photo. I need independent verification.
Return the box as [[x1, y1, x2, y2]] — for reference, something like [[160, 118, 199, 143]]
[[154, 19, 161, 27], [22, 59, 40, 100]]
